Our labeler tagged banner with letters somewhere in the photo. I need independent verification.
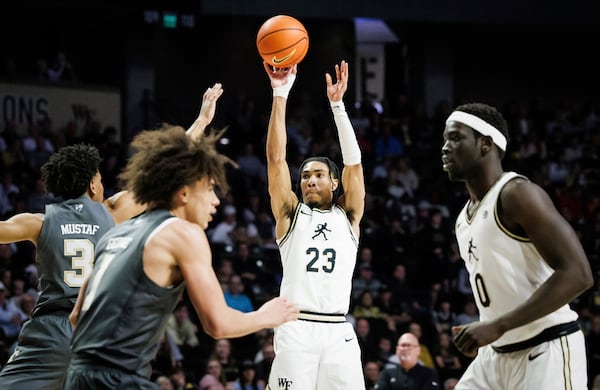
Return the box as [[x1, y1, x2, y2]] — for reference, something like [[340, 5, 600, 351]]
[[0, 82, 121, 138]]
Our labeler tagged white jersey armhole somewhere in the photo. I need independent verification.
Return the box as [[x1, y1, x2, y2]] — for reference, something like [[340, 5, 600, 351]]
[[144, 217, 179, 246]]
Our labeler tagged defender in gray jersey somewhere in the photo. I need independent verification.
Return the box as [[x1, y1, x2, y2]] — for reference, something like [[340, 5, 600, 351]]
[[263, 61, 366, 389], [65, 84, 298, 390], [0, 144, 143, 390], [441, 103, 593, 389]]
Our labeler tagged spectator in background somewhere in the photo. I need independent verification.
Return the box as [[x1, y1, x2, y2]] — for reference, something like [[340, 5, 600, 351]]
[[374, 123, 404, 160], [387, 322, 435, 370], [167, 300, 198, 356], [454, 300, 479, 327], [356, 246, 374, 271], [156, 375, 175, 390], [443, 378, 458, 390], [372, 156, 393, 196], [380, 217, 412, 263], [229, 220, 262, 249], [432, 332, 462, 383], [215, 258, 235, 291], [387, 264, 412, 315], [22, 125, 54, 154], [18, 292, 36, 319], [395, 157, 420, 199], [353, 290, 387, 321], [375, 334, 395, 366], [233, 359, 262, 390], [36, 59, 50, 81], [408, 322, 435, 369], [232, 242, 260, 297], [25, 134, 53, 172], [356, 317, 379, 364], [8, 279, 27, 308], [210, 205, 238, 246], [377, 284, 411, 333], [25, 177, 53, 213], [376, 332, 440, 389], [364, 360, 381, 389], [352, 263, 384, 302], [224, 274, 254, 313], [169, 366, 195, 390], [253, 210, 276, 250], [47, 51, 76, 82], [199, 358, 226, 390], [0, 173, 19, 217], [210, 339, 239, 382], [0, 281, 27, 345], [241, 192, 262, 226], [254, 337, 275, 389], [1, 138, 28, 183], [236, 142, 267, 192], [432, 300, 456, 336], [0, 245, 16, 269]]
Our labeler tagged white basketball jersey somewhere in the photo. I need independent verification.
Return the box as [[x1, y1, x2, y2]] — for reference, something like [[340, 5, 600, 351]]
[[277, 203, 358, 314], [455, 171, 577, 347]]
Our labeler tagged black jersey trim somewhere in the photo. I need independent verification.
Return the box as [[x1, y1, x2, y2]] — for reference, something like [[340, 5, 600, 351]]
[[492, 321, 579, 353], [494, 175, 531, 242]]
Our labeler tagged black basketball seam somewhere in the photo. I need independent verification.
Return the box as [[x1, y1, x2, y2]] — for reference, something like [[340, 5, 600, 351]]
[[257, 28, 307, 45], [259, 37, 308, 55]]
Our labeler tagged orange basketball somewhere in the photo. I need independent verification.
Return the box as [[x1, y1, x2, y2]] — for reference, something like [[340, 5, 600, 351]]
[[256, 15, 309, 67]]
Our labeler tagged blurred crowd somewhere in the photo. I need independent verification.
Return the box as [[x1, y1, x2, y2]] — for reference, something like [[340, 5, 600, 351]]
[[1, 75, 599, 388]]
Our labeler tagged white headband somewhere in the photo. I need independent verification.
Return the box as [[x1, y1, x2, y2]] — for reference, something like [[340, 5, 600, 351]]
[[446, 111, 507, 151]]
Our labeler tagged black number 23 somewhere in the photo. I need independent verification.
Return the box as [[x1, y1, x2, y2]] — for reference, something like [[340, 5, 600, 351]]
[[306, 247, 336, 273]]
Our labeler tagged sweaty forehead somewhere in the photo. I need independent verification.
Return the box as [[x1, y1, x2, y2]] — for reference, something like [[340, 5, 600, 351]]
[[302, 161, 329, 173], [444, 121, 472, 137]]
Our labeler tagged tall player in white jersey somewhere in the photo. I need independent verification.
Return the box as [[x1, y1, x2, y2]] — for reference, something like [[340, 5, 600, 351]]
[[263, 60, 366, 390], [441, 102, 593, 389]]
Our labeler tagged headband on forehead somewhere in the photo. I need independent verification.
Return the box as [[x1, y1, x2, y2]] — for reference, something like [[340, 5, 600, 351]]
[[446, 111, 507, 151]]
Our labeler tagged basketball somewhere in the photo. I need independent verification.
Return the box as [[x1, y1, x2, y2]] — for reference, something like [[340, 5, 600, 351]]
[[256, 15, 309, 68]]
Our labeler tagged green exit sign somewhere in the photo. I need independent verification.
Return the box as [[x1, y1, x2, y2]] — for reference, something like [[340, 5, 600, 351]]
[[163, 13, 177, 29]]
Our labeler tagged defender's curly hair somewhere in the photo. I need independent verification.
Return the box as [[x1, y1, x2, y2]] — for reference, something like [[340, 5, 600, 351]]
[[119, 125, 231, 208], [454, 102, 509, 159], [41, 144, 102, 199]]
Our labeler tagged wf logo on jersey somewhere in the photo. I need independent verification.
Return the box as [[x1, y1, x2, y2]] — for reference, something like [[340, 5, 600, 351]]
[[277, 378, 293, 389], [312, 223, 331, 240], [468, 237, 479, 262]]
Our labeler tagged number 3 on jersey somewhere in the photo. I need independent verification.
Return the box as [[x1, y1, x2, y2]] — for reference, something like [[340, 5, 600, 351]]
[[63, 239, 95, 287], [306, 247, 336, 273]]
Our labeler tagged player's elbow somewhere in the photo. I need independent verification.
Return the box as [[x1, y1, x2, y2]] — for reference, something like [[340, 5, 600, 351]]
[[570, 264, 594, 294], [580, 268, 594, 291], [202, 327, 220, 339], [200, 317, 232, 339], [204, 327, 233, 340]]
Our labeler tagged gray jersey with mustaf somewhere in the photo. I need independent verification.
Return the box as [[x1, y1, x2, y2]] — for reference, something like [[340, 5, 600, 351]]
[[69, 209, 185, 380], [35, 195, 115, 315]]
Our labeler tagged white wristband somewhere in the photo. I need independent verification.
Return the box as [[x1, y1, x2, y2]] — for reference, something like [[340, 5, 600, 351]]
[[330, 100, 345, 112], [273, 73, 296, 99], [330, 100, 361, 165]]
